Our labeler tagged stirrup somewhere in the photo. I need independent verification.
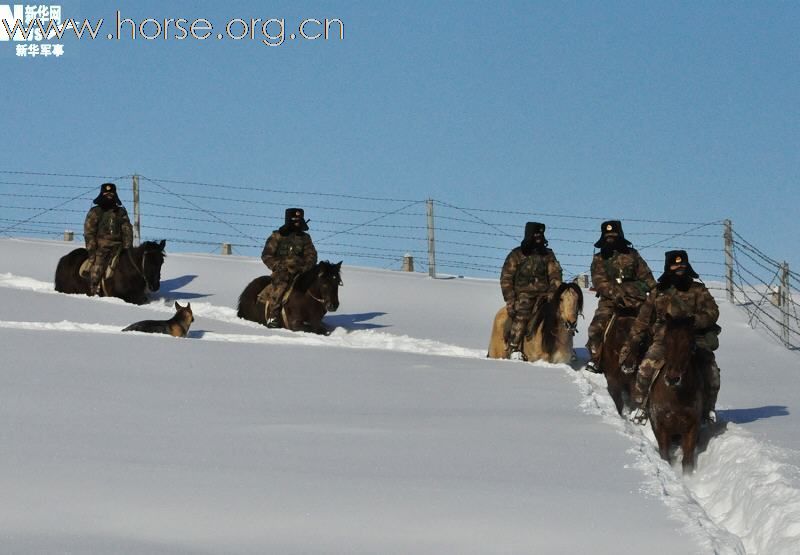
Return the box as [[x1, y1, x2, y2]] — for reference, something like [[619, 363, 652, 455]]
[[631, 407, 649, 425], [509, 350, 527, 362], [621, 363, 637, 375], [586, 360, 602, 374]]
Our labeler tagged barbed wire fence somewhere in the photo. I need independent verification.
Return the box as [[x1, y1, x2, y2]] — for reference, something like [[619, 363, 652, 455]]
[[0, 170, 796, 349], [726, 222, 799, 350]]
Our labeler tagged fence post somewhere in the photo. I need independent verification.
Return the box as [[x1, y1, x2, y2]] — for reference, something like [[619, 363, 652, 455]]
[[724, 219, 734, 303], [221, 243, 232, 255], [426, 199, 436, 278], [781, 262, 790, 347], [132, 174, 141, 246], [63, 230, 74, 241], [402, 253, 414, 272]]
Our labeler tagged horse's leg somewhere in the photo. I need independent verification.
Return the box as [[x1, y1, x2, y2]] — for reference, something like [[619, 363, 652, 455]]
[[681, 421, 699, 474], [551, 333, 573, 364], [524, 324, 544, 362], [655, 423, 672, 464], [605, 375, 625, 416], [309, 314, 331, 336], [282, 296, 304, 332]]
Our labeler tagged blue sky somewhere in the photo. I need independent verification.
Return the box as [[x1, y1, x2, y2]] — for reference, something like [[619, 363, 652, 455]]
[[1, 1, 798, 278]]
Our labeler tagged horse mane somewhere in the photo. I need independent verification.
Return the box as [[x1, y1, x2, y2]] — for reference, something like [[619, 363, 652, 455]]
[[293, 261, 337, 293], [662, 317, 695, 372], [117, 242, 165, 281], [530, 282, 583, 356]]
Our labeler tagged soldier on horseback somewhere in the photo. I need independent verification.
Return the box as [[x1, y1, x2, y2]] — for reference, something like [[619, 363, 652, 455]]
[[620, 250, 721, 422], [83, 182, 133, 296], [260, 208, 318, 328], [500, 222, 563, 361], [585, 220, 656, 373]]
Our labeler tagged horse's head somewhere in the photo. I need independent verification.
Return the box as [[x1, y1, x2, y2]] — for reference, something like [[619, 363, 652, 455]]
[[556, 282, 583, 336], [140, 239, 166, 292], [661, 315, 696, 388], [316, 260, 343, 312]]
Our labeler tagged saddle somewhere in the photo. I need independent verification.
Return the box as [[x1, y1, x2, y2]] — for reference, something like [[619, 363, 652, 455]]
[[256, 276, 301, 326], [503, 299, 547, 344], [256, 276, 298, 305], [79, 249, 122, 280]]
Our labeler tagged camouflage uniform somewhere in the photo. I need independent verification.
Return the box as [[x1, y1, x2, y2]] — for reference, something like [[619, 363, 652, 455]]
[[500, 246, 563, 355], [84, 185, 133, 294], [261, 227, 317, 320], [626, 267, 721, 415], [586, 248, 656, 359]]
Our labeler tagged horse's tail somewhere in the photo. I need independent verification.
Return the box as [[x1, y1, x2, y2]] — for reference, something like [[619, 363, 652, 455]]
[[237, 276, 271, 323], [54, 248, 89, 294]]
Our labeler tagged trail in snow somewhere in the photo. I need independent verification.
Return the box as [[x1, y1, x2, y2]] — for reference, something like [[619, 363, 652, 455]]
[[572, 368, 800, 555], [4, 271, 800, 553], [0, 319, 485, 359]]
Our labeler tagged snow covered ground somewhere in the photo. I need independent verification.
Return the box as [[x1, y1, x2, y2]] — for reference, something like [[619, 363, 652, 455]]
[[1, 237, 799, 554]]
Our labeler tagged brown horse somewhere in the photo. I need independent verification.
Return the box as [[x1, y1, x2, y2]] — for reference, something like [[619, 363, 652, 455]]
[[647, 316, 705, 474], [237, 261, 342, 335], [601, 307, 642, 415], [487, 282, 583, 364], [54, 240, 166, 305]]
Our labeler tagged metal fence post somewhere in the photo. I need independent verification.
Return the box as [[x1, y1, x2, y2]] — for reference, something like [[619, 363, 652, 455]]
[[132, 174, 141, 246], [426, 199, 436, 278], [781, 262, 790, 347], [724, 219, 734, 303]]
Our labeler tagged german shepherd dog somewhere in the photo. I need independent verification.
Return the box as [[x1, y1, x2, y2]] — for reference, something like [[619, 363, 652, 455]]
[[122, 302, 194, 337]]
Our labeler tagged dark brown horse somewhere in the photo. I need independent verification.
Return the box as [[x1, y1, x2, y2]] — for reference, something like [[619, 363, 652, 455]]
[[54, 240, 166, 305], [237, 261, 342, 335], [601, 307, 641, 415], [647, 316, 705, 474]]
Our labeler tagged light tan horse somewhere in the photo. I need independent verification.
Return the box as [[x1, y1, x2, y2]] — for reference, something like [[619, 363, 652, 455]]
[[487, 282, 583, 363]]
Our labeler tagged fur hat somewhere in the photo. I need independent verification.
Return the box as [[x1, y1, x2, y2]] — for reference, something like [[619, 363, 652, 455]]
[[594, 219, 631, 249], [93, 182, 121, 206], [524, 222, 545, 241], [659, 250, 699, 280], [521, 221, 548, 253], [283, 208, 309, 232]]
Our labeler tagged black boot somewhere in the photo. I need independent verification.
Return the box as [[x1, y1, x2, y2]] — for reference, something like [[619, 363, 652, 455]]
[[266, 305, 282, 328], [585, 360, 602, 374]]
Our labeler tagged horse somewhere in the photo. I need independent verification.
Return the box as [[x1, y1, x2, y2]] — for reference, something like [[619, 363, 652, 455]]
[[647, 316, 705, 474], [601, 306, 642, 415], [487, 282, 583, 364], [54, 240, 166, 305], [237, 261, 342, 335]]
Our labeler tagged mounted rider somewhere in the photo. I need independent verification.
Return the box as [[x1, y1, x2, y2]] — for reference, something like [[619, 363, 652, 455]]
[[83, 182, 133, 296], [500, 222, 563, 361], [620, 250, 721, 422], [585, 220, 656, 373], [260, 208, 318, 328]]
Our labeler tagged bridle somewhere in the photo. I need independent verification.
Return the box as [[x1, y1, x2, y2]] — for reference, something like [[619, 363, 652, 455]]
[[127, 246, 161, 291], [307, 271, 342, 305], [558, 287, 582, 336]]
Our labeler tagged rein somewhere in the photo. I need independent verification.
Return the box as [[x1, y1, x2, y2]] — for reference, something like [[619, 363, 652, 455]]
[[307, 290, 326, 304], [126, 247, 157, 290]]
